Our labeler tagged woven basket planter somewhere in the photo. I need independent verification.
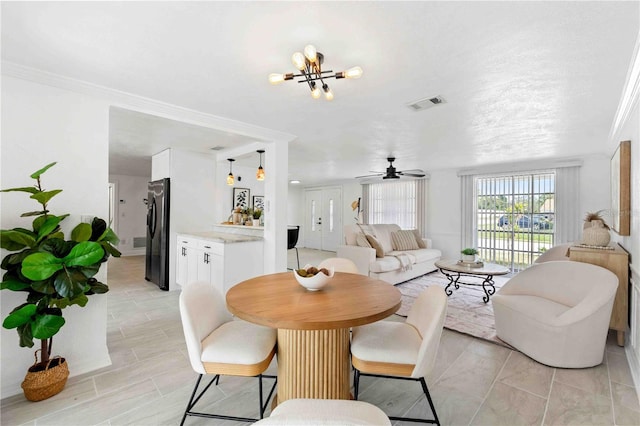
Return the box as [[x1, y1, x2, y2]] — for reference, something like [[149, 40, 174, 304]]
[[581, 220, 611, 247], [21, 351, 69, 402]]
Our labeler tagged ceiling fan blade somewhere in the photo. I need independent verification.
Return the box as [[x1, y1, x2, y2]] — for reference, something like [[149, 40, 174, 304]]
[[398, 169, 424, 173], [355, 173, 384, 179], [399, 172, 426, 177]]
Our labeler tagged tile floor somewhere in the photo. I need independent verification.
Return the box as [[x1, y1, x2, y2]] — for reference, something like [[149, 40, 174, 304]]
[[2, 249, 639, 425]]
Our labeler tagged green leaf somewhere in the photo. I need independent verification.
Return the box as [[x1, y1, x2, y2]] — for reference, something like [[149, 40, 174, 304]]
[[89, 281, 109, 294], [101, 241, 122, 258], [79, 263, 100, 278], [40, 238, 74, 258], [69, 293, 89, 307], [48, 231, 65, 240], [53, 269, 87, 299], [36, 216, 63, 242], [17, 323, 34, 348], [30, 162, 57, 179], [71, 223, 92, 242], [21, 210, 48, 217], [0, 230, 36, 250], [2, 304, 36, 329], [31, 314, 65, 339], [90, 218, 107, 241], [0, 277, 31, 291], [22, 252, 63, 280], [31, 279, 57, 295], [63, 241, 104, 267], [0, 186, 39, 194], [30, 189, 63, 206]]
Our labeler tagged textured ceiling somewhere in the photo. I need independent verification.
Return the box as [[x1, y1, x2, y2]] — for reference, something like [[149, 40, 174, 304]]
[[2, 2, 638, 183]]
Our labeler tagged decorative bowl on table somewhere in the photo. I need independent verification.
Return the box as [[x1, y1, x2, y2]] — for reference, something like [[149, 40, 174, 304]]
[[293, 265, 335, 291]]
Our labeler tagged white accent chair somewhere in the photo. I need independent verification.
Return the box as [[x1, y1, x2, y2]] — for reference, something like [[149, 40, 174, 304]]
[[318, 257, 361, 274], [492, 261, 618, 368], [254, 399, 391, 425], [350, 285, 447, 425], [533, 243, 572, 263], [179, 281, 277, 424]]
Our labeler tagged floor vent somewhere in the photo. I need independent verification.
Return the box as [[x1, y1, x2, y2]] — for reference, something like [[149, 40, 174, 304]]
[[407, 96, 446, 111], [133, 237, 146, 248]]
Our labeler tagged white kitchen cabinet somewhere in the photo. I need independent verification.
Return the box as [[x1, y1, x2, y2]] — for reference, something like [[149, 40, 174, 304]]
[[176, 233, 263, 295]]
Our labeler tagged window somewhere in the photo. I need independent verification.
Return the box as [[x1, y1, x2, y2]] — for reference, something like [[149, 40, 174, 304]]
[[475, 172, 555, 271], [363, 179, 427, 230]]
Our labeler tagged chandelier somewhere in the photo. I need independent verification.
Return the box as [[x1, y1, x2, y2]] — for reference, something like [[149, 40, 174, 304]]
[[269, 44, 362, 100]]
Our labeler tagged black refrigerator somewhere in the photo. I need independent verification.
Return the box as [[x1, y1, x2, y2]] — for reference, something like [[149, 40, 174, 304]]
[[145, 178, 170, 290]]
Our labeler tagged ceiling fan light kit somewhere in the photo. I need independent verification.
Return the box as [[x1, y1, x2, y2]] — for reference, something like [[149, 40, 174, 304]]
[[269, 44, 362, 100]]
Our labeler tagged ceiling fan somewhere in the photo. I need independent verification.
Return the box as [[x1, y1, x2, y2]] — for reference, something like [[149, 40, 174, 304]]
[[356, 157, 426, 180]]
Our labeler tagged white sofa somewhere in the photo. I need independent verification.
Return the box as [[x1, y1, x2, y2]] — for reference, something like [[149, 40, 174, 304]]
[[336, 224, 441, 285], [492, 260, 618, 368]]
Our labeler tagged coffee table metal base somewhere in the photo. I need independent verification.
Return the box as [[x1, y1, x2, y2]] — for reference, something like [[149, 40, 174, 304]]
[[276, 328, 351, 404], [440, 270, 497, 303]]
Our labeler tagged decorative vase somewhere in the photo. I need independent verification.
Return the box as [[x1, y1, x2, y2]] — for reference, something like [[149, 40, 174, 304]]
[[462, 254, 476, 262], [21, 352, 69, 402], [232, 212, 242, 225], [252, 219, 260, 226], [581, 220, 610, 246]]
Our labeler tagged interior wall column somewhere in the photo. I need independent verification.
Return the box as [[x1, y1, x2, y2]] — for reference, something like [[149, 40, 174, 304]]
[[264, 141, 289, 273]]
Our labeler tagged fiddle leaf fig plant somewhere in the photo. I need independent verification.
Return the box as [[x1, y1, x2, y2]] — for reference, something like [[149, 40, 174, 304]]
[[0, 162, 120, 363]]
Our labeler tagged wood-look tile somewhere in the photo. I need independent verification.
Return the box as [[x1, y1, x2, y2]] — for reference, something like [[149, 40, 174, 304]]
[[435, 348, 507, 399], [611, 381, 640, 425], [608, 352, 635, 386], [498, 351, 554, 398], [554, 363, 610, 397], [36, 379, 160, 425], [471, 382, 546, 425], [543, 381, 613, 426]]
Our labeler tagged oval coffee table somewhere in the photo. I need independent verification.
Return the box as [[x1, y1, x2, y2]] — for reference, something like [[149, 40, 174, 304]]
[[435, 259, 510, 303]]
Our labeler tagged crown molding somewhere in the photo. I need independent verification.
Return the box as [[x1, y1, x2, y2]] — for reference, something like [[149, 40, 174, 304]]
[[610, 31, 640, 142], [1, 61, 296, 144]]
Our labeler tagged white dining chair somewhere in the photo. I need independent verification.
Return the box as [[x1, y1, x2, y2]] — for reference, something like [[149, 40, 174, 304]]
[[350, 285, 447, 425], [179, 281, 277, 425], [318, 257, 360, 274], [253, 398, 391, 425]]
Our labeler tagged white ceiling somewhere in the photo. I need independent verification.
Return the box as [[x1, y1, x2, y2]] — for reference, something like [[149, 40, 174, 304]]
[[2, 2, 639, 184]]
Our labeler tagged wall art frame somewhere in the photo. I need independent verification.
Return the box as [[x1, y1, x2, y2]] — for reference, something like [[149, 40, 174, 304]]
[[253, 195, 265, 211], [610, 140, 630, 236], [233, 187, 250, 210]]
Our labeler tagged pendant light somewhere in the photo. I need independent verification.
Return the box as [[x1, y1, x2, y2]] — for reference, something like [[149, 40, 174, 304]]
[[227, 159, 235, 186], [256, 150, 265, 181]]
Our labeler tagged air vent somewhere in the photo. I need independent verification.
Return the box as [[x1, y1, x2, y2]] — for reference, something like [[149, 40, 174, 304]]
[[133, 237, 146, 248], [406, 96, 446, 111], [209, 146, 225, 151]]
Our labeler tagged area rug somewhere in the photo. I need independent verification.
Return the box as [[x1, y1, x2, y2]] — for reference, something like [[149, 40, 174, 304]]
[[395, 271, 512, 348]]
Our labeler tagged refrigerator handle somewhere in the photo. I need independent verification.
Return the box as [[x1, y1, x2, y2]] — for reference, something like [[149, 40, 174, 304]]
[[149, 198, 157, 238]]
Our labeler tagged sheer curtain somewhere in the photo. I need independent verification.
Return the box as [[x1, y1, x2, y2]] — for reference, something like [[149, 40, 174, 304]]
[[362, 179, 428, 233], [555, 165, 581, 244]]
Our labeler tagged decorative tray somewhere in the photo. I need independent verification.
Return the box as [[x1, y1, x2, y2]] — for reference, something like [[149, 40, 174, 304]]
[[457, 260, 484, 268]]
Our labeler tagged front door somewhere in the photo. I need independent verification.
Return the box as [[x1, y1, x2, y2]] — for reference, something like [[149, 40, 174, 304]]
[[304, 187, 343, 251]]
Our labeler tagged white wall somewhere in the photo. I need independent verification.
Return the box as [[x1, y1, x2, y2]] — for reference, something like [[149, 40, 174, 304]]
[[109, 174, 150, 256], [1, 76, 112, 397]]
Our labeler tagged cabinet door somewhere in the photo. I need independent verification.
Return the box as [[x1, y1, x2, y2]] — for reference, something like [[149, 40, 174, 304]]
[[196, 249, 213, 284]]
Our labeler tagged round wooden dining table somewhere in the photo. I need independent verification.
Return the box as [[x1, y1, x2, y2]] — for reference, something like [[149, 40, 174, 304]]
[[226, 271, 401, 404]]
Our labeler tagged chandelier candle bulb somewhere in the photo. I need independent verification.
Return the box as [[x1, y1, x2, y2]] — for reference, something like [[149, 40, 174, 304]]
[[345, 66, 363, 79], [304, 44, 318, 62]]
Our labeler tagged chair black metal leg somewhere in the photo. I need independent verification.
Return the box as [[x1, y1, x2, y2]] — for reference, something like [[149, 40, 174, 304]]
[[181, 373, 277, 424], [420, 377, 440, 426], [353, 368, 360, 400], [354, 370, 439, 424]]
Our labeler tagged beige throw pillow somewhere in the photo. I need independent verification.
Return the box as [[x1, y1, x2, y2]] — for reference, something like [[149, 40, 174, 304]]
[[356, 233, 372, 248], [365, 234, 385, 258], [391, 230, 420, 251], [411, 229, 427, 248]]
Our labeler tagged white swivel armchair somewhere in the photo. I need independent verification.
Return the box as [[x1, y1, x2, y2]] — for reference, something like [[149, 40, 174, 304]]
[[179, 281, 277, 424], [492, 261, 618, 368], [533, 243, 572, 263], [350, 285, 447, 425], [318, 257, 360, 274]]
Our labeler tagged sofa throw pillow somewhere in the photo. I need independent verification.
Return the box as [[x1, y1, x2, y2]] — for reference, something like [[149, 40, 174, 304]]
[[356, 233, 372, 248], [365, 234, 385, 258], [391, 230, 420, 251], [410, 229, 427, 248]]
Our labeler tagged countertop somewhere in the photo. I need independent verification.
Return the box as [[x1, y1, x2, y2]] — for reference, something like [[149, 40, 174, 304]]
[[178, 231, 263, 244]]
